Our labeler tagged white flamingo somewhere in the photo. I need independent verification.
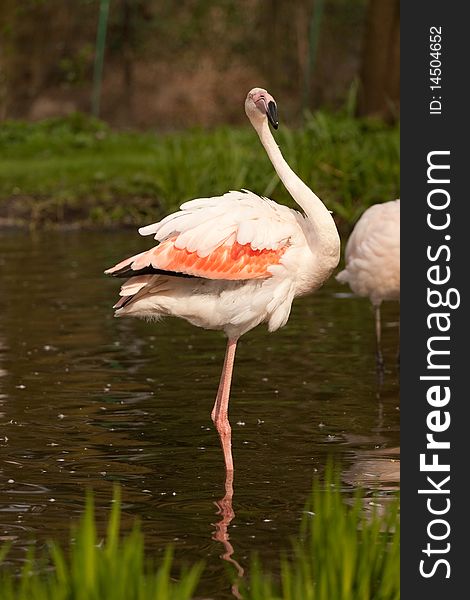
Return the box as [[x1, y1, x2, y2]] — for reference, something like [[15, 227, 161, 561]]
[[336, 199, 400, 366], [105, 88, 340, 471]]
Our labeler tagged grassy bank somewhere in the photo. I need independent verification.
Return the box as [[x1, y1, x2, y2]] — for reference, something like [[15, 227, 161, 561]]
[[0, 473, 399, 600], [0, 113, 399, 230]]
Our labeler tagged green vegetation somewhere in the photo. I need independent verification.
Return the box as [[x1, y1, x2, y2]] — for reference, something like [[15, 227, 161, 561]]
[[0, 472, 399, 600], [0, 112, 399, 230], [243, 471, 400, 600], [0, 489, 202, 600]]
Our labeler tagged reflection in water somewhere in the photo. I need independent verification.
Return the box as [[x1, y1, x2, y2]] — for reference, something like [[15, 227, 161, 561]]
[[343, 446, 400, 492], [0, 336, 6, 422], [375, 317, 400, 390], [0, 231, 400, 597], [213, 469, 244, 598], [376, 359, 385, 389]]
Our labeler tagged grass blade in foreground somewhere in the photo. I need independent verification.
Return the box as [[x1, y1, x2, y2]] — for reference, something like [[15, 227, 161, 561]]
[[243, 469, 399, 600], [0, 488, 202, 600], [0, 469, 399, 599]]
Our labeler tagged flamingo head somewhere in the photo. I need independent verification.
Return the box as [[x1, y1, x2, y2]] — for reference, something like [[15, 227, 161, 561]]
[[245, 88, 278, 130]]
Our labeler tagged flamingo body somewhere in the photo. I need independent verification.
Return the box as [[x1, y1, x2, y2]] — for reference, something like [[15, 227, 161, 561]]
[[106, 190, 334, 338], [336, 200, 400, 305], [336, 199, 400, 367]]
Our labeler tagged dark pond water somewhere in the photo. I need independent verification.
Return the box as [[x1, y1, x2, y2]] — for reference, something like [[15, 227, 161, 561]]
[[0, 230, 399, 598]]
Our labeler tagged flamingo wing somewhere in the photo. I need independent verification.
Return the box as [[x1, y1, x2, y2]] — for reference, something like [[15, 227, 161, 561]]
[[106, 190, 301, 281]]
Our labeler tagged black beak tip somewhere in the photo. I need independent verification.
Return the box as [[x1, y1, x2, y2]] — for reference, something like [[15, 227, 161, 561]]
[[267, 100, 279, 130]]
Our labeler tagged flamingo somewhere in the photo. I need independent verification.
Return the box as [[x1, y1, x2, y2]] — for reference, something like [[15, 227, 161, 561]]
[[105, 88, 340, 471], [336, 199, 400, 367]]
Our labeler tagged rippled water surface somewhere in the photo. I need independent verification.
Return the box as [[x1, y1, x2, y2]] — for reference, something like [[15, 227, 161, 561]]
[[0, 230, 399, 597]]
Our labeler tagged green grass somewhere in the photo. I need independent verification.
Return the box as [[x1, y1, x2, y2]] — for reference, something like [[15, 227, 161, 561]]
[[243, 470, 399, 600], [0, 468, 399, 600], [0, 488, 202, 600], [0, 112, 399, 229]]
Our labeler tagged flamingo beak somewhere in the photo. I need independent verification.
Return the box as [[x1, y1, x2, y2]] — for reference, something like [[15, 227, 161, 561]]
[[267, 101, 279, 129]]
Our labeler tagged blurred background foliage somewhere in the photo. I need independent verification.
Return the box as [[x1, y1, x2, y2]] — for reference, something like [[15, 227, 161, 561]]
[[0, 0, 399, 128], [0, 0, 399, 227]]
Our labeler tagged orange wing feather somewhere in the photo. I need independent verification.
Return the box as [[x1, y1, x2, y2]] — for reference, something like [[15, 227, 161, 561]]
[[107, 236, 288, 280]]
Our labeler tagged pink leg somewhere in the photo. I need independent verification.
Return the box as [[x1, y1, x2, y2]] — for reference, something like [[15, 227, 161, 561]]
[[211, 338, 238, 472]]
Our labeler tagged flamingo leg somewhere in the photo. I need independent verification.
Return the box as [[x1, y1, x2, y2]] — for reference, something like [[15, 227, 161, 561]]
[[374, 304, 384, 371], [396, 318, 400, 368], [211, 338, 238, 472]]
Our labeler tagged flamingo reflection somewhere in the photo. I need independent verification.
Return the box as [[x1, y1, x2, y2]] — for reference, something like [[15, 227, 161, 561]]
[[212, 469, 244, 599]]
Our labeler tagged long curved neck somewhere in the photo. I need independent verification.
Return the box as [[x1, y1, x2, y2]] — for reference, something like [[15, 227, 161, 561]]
[[255, 119, 339, 257]]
